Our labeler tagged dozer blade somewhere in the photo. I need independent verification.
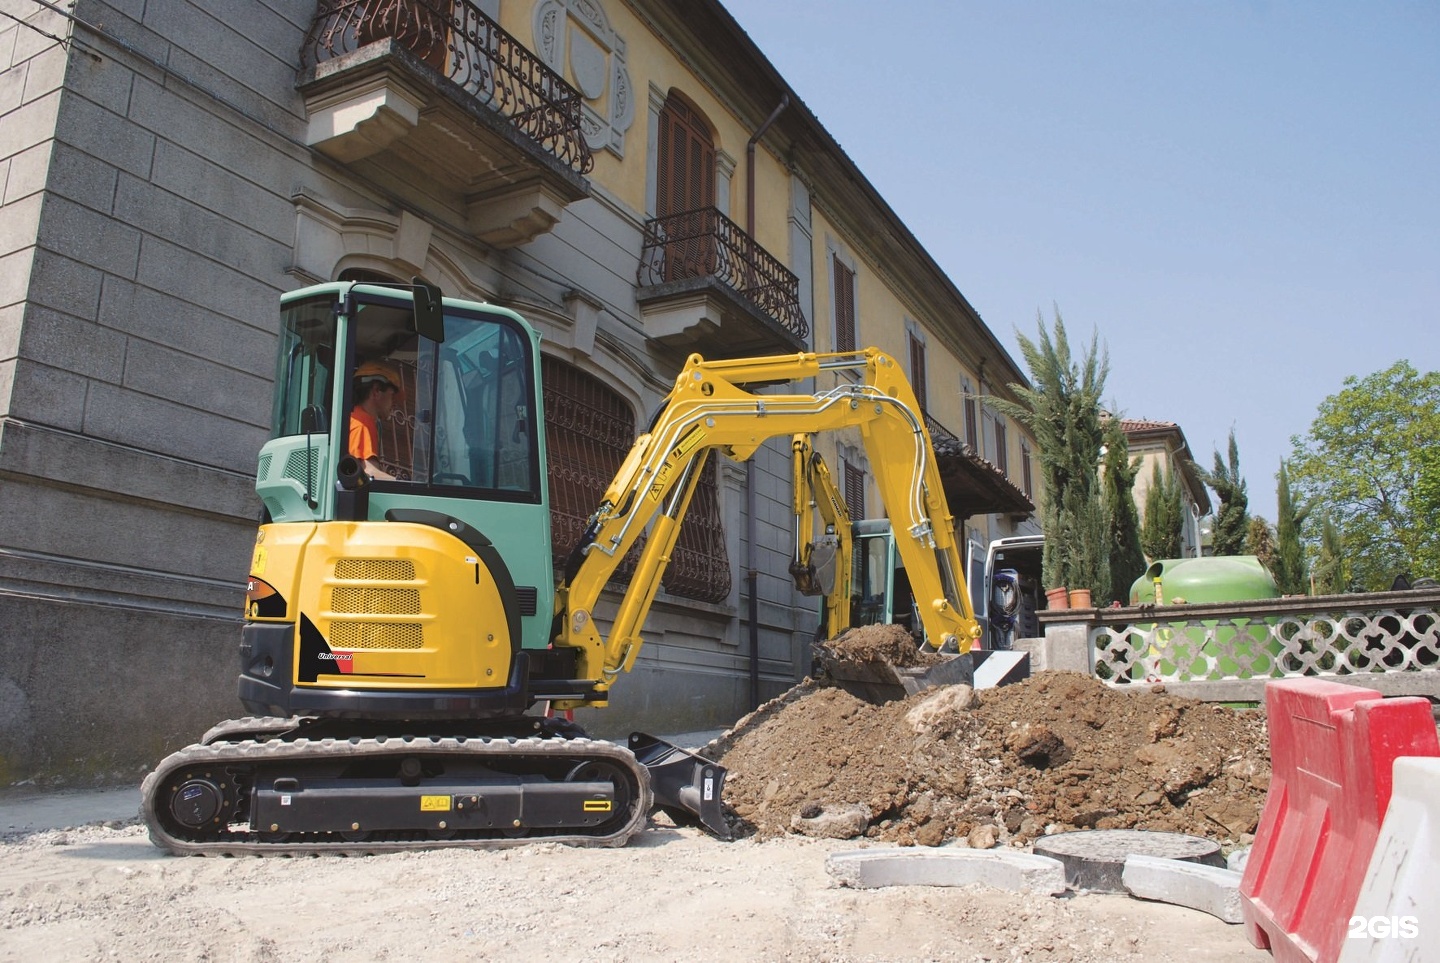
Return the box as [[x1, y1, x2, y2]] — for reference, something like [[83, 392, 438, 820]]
[[628, 732, 730, 839], [817, 648, 976, 703]]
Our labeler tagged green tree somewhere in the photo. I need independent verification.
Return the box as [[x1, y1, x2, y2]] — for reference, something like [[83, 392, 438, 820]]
[[1245, 516, 1277, 573], [1197, 429, 1249, 556], [1140, 461, 1183, 561], [1102, 418, 1146, 603], [1273, 460, 1310, 595], [990, 309, 1109, 595], [1288, 361, 1440, 590]]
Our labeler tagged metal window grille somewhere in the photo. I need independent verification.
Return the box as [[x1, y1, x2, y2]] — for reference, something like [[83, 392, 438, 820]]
[[660, 453, 732, 604], [541, 357, 640, 582]]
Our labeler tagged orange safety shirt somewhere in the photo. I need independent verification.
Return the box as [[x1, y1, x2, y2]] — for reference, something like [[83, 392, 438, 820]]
[[349, 406, 379, 462]]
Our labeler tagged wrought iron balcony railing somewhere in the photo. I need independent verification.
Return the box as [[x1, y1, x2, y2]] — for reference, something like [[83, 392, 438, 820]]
[[638, 207, 809, 342], [300, 0, 593, 174]]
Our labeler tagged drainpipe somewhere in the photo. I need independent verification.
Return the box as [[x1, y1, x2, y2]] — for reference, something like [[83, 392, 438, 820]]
[[744, 95, 789, 708], [746, 95, 789, 235]]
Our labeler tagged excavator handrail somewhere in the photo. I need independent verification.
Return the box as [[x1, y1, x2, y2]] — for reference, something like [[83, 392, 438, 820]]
[[550, 348, 978, 702]]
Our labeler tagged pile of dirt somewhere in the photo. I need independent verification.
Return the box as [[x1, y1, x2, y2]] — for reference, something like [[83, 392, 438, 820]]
[[707, 660, 1270, 851], [816, 623, 944, 666]]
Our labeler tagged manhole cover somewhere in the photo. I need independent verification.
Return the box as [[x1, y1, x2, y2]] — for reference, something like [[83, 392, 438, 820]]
[[1032, 829, 1223, 893]]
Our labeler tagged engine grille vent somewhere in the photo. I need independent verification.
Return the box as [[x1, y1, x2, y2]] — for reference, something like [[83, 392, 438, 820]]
[[329, 621, 424, 650], [332, 586, 422, 615], [334, 559, 416, 581]]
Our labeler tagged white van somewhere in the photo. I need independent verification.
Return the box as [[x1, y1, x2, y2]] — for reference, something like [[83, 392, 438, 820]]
[[972, 535, 1045, 649]]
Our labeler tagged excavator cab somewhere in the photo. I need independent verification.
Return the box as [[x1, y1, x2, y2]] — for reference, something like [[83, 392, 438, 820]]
[[242, 282, 567, 720]]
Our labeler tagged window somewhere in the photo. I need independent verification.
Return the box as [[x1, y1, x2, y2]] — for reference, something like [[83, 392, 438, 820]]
[[542, 356, 730, 603], [1021, 441, 1033, 498], [661, 454, 732, 604], [542, 357, 640, 581], [657, 93, 715, 217], [961, 377, 978, 449], [843, 458, 865, 521], [907, 328, 927, 412], [656, 92, 718, 283], [993, 414, 1008, 475], [832, 255, 856, 353]]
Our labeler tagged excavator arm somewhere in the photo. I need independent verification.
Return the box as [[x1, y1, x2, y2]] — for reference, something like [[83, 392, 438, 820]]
[[551, 348, 979, 707], [789, 433, 854, 638]]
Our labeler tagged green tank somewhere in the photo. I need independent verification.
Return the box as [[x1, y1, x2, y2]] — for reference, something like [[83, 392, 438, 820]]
[[1129, 556, 1279, 605], [1126, 556, 1281, 681]]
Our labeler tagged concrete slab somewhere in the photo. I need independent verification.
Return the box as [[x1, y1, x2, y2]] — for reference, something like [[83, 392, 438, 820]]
[[1122, 853, 1244, 923], [826, 847, 1069, 894], [1034, 829, 1223, 893]]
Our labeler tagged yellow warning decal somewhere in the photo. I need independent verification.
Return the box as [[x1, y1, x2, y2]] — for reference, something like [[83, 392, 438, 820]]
[[420, 795, 452, 812], [582, 799, 612, 812], [670, 425, 706, 460], [251, 546, 268, 576]]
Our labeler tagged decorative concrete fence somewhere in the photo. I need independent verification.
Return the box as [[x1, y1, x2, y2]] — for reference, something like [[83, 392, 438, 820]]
[[1025, 588, 1440, 702]]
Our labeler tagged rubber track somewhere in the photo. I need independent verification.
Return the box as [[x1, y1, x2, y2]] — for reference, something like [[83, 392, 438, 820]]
[[141, 734, 652, 856], [200, 716, 303, 745]]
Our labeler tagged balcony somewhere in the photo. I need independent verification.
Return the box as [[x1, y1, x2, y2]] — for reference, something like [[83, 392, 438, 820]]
[[298, 0, 591, 247], [637, 207, 809, 357]]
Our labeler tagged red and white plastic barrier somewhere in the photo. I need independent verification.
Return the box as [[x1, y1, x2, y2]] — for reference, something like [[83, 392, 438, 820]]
[[1239, 678, 1439, 963]]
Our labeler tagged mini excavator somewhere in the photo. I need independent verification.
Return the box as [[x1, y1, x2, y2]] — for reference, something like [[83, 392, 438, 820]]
[[141, 281, 979, 854]]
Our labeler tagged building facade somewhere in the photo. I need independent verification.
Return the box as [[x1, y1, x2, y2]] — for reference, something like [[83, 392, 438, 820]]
[[0, 0, 1035, 785], [1122, 418, 1212, 559]]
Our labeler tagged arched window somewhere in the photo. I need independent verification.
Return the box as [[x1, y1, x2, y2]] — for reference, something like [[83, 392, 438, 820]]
[[657, 92, 715, 217], [542, 356, 640, 582], [542, 355, 730, 603], [661, 454, 731, 604]]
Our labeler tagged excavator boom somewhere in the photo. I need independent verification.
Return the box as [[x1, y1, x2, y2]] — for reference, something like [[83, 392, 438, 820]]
[[551, 348, 979, 705]]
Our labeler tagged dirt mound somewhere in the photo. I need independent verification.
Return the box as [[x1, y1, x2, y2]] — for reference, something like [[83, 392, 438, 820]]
[[709, 670, 1270, 850]]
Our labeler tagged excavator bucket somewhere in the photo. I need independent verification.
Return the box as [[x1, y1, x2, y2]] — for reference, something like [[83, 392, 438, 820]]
[[813, 623, 974, 704], [628, 732, 730, 839], [817, 647, 975, 703]]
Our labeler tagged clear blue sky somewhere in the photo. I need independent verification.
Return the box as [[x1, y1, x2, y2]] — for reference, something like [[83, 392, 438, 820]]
[[722, 0, 1439, 521]]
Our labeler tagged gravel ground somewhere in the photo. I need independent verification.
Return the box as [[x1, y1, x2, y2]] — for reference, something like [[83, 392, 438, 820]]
[[0, 814, 1271, 963]]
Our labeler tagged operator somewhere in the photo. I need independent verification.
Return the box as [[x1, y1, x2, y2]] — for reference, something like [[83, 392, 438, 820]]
[[349, 360, 403, 481]]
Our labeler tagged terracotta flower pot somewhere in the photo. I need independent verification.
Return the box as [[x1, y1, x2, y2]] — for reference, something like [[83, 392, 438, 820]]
[[1045, 586, 1070, 610], [1068, 588, 1092, 609]]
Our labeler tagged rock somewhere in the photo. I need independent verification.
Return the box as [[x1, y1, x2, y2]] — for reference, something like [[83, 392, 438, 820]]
[[967, 824, 999, 849], [790, 803, 870, 839], [1003, 722, 1071, 768], [905, 685, 975, 733]]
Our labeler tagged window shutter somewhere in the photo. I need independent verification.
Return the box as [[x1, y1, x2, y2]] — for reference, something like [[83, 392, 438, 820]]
[[908, 332, 927, 412], [833, 257, 856, 353], [843, 460, 865, 521]]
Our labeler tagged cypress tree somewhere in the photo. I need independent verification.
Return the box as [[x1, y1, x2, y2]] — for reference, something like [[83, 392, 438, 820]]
[[1274, 460, 1310, 594], [1102, 419, 1146, 603], [1199, 429, 1249, 556], [1140, 461, 1183, 561]]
